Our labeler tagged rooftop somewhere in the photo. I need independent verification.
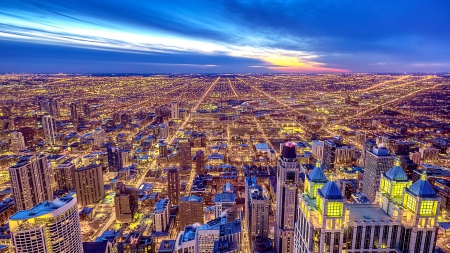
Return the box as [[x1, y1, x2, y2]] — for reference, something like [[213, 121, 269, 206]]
[[347, 203, 394, 221], [10, 194, 75, 220], [180, 195, 203, 203]]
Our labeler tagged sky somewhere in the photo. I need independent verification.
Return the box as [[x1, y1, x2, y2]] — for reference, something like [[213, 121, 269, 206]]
[[0, 0, 450, 73]]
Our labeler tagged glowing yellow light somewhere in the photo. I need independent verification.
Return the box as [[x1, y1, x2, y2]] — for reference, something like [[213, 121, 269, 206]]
[[327, 202, 343, 217]]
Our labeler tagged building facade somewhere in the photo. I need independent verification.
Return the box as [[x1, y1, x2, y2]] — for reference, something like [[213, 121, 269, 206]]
[[361, 146, 395, 202], [9, 155, 54, 210], [179, 138, 192, 169], [167, 167, 180, 206], [294, 162, 440, 253], [179, 195, 204, 231], [74, 164, 105, 206], [10, 194, 83, 253], [275, 142, 300, 253], [55, 160, 76, 192], [42, 115, 57, 145], [245, 177, 270, 248]]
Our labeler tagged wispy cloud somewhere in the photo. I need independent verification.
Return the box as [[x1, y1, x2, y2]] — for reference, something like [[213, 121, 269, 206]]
[[0, 0, 449, 72]]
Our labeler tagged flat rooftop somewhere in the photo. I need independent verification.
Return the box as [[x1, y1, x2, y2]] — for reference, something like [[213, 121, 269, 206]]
[[347, 203, 393, 221]]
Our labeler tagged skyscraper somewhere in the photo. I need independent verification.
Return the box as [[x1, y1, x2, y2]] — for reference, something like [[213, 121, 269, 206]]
[[215, 182, 237, 223], [321, 139, 336, 171], [74, 164, 105, 206], [295, 163, 440, 253], [171, 101, 179, 119], [114, 182, 138, 223], [49, 98, 60, 117], [167, 167, 180, 206], [360, 138, 376, 167], [9, 194, 83, 253], [83, 103, 90, 119], [245, 177, 270, 249], [70, 102, 78, 125], [154, 198, 170, 232], [107, 146, 123, 173], [179, 195, 204, 231], [295, 165, 345, 253], [419, 146, 439, 163], [9, 131, 25, 152], [9, 155, 54, 210], [159, 142, 168, 157], [362, 146, 395, 202], [178, 138, 192, 169], [334, 146, 354, 167], [195, 150, 205, 175], [55, 160, 76, 192], [275, 142, 300, 253], [42, 115, 57, 145], [355, 131, 366, 145]]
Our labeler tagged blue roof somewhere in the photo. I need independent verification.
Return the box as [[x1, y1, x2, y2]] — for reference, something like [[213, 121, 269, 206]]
[[408, 177, 436, 197], [385, 165, 408, 181], [307, 164, 328, 183], [319, 181, 342, 199]]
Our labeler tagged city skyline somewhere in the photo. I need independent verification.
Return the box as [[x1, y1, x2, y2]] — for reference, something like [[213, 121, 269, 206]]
[[1, 0, 450, 73]]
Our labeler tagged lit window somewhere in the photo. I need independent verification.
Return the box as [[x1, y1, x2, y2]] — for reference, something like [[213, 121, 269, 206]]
[[404, 194, 416, 212], [327, 202, 343, 217], [420, 201, 437, 216], [316, 195, 323, 214], [382, 179, 391, 193]]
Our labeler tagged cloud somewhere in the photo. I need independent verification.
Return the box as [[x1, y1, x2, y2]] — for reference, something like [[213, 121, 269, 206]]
[[0, 0, 449, 72]]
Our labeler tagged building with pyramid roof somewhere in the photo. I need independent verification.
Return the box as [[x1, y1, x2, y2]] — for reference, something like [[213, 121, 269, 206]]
[[295, 162, 440, 253]]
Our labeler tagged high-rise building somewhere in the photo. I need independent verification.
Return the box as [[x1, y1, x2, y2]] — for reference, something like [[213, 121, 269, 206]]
[[179, 195, 204, 231], [114, 182, 138, 223], [107, 146, 123, 173], [311, 140, 323, 159], [355, 131, 366, 145], [55, 159, 76, 192], [42, 115, 57, 145], [159, 142, 168, 157], [9, 155, 53, 210], [196, 217, 242, 253], [321, 139, 336, 171], [123, 231, 153, 253], [74, 164, 105, 206], [195, 150, 205, 175], [393, 141, 413, 156], [400, 156, 418, 179], [419, 146, 439, 163], [245, 177, 270, 248], [171, 101, 179, 119], [362, 146, 395, 202], [49, 98, 60, 117], [19, 127, 35, 146], [154, 198, 170, 232], [159, 124, 169, 139], [360, 139, 376, 167], [295, 163, 440, 253], [83, 104, 90, 119], [409, 151, 421, 166], [215, 182, 237, 223], [295, 164, 345, 253], [9, 194, 83, 253], [176, 217, 242, 253], [334, 146, 354, 166], [275, 142, 300, 253], [9, 131, 25, 152], [179, 138, 192, 169], [70, 102, 78, 125], [167, 167, 180, 206]]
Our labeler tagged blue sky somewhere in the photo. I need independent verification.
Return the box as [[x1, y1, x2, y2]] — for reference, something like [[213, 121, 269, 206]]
[[1, 0, 449, 73]]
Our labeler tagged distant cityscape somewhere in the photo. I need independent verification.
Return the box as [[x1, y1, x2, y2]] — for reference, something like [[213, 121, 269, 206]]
[[0, 73, 450, 253]]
